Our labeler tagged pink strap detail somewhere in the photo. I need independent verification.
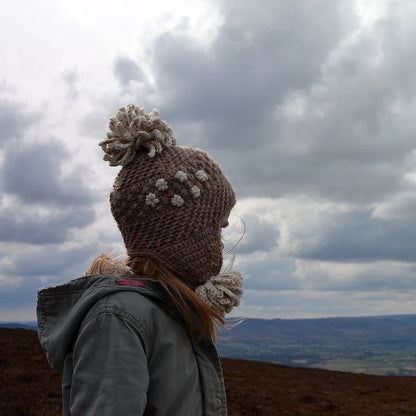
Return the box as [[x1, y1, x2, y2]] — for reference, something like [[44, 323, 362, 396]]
[[116, 279, 145, 287]]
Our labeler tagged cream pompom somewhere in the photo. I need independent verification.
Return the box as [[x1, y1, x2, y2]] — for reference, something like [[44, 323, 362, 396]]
[[196, 271, 243, 316], [99, 105, 177, 166]]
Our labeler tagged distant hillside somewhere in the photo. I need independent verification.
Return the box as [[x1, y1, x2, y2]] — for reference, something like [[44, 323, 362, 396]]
[[3, 327, 416, 416], [217, 314, 416, 375], [0, 321, 37, 330]]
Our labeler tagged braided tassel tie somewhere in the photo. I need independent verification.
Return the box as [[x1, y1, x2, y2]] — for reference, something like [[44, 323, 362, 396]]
[[195, 271, 243, 316]]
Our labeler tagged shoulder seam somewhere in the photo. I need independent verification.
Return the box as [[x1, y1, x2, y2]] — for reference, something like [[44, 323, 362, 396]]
[[81, 304, 149, 352]]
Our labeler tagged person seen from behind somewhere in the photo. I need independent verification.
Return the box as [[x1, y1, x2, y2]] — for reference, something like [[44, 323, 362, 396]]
[[37, 105, 243, 415]]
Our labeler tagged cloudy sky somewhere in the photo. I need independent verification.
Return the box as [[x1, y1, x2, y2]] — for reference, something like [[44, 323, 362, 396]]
[[2, 0, 416, 321]]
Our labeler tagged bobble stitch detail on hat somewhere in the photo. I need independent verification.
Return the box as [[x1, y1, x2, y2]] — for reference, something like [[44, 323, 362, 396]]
[[171, 194, 184, 207], [195, 170, 208, 182], [155, 178, 168, 191], [190, 185, 201, 198], [145, 193, 159, 207], [175, 170, 188, 182]]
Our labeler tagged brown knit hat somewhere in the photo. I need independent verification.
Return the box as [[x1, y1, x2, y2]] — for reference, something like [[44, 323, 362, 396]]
[[100, 105, 236, 288]]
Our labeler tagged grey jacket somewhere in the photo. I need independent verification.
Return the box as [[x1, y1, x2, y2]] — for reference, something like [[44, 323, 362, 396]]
[[37, 275, 228, 415]]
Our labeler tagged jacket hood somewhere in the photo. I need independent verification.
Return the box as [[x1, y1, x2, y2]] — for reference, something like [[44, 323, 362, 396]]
[[37, 275, 169, 374]]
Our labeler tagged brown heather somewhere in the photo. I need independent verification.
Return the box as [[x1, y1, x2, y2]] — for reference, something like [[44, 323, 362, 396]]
[[3, 328, 416, 416]]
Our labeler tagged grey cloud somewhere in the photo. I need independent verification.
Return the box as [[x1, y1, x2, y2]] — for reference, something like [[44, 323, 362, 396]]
[[2, 244, 97, 278], [0, 244, 99, 311], [374, 193, 416, 220], [63, 69, 79, 99], [314, 271, 416, 293], [113, 56, 145, 86], [149, 0, 355, 166], [154, 0, 354, 129], [0, 139, 97, 246], [0, 281, 39, 310], [235, 214, 279, 254], [0, 206, 95, 245], [118, 0, 416, 208], [0, 99, 37, 144], [241, 257, 298, 291], [2, 141, 97, 207], [4, 0, 416, 320], [80, 107, 112, 138], [296, 209, 416, 263], [240, 254, 416, 293], [238, 288, 416, 318]]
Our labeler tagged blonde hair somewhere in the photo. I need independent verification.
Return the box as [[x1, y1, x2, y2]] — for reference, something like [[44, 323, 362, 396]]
[[86, 253, 225, 341], [125, 256, 225, 341]]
